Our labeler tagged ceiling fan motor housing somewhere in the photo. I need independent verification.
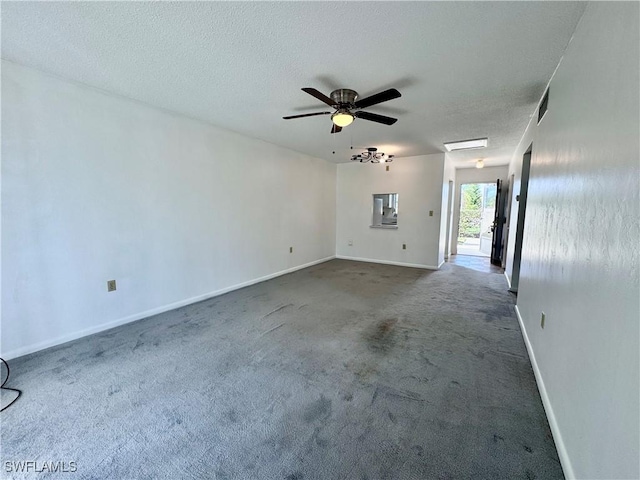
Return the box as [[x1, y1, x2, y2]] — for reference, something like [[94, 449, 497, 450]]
[[330, 89, 358, 107]]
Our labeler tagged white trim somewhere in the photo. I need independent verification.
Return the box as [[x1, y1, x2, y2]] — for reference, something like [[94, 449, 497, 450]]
[[2, 256, 335, 360], [515, 305, 574, 480], [336, 255, 440, 270], [437, 260, 445, 269], [504, 271, 512, 288]]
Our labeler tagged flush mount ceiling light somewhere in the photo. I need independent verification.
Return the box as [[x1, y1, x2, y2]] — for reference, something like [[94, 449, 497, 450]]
[[444, 137, 488, 152], [351, 147, 394, 163], [476, 159, 485, 169], [331, 109, 354, 127]]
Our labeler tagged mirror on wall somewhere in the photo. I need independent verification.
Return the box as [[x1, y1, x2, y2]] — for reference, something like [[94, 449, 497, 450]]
[[371, 193, 398, 228]]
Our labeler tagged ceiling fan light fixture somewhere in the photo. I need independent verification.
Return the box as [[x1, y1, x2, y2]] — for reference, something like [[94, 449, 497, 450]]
[[351, 148, 395, 164], [332, 110, 354, 127]]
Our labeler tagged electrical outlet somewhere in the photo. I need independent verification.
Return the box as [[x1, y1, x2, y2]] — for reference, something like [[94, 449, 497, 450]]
[[541, 312, 546, 329], [289, 246, 293, 253], [348, 240, 353, 246], [429, 210, 434, 217], [107, 280, 116, 292], [402, 244, 407, 250]]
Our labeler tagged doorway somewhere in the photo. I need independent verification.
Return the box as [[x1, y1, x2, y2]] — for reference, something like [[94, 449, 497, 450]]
[[502, 174, 515, 268], [444, 180, 454, 259], [456, 182, 497, 257], [509, 145, 532, 293]]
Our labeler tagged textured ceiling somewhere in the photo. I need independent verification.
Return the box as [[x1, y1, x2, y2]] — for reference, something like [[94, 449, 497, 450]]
[[1, 2, 586, 166]]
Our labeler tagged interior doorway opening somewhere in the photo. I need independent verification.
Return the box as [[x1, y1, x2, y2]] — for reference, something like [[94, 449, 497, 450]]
[[509, 145, 532, 293], [457, 182, 497, 257]]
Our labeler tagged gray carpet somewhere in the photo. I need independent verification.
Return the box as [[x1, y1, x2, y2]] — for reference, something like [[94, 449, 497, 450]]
[[1, 259, 562, 479]]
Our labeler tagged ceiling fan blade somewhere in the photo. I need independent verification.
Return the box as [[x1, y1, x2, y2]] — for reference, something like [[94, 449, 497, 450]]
[[354, 88, 401, 109], [331, 124, 342, 134], [354, 111, 398, 125], [283, 111, 332, 120], [301, 88, 337, 107]]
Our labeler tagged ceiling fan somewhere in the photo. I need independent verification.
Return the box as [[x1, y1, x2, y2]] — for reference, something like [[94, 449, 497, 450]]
[[283, 87, 401, 134]]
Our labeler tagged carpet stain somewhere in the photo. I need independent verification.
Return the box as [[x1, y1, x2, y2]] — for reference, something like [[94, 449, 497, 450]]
[[285, 472, 303, 480], [346, 360, 378, 383], [468, 348, 486, 359], [303, 395, 332, 423], [371, 384, 423, 405], [371, 386, 379, 405], [421, 355, 436, 367], [365, 318, 398, 353], [215, 469, 230, 480], [307, 426, 328, 450], [388, 410, 397, 424], [401, 375, 429, 384], [412, 445, 424, 457], [107, 385, 121, 396], [356, 365, 378, 381], [225, 409, 238, 423]]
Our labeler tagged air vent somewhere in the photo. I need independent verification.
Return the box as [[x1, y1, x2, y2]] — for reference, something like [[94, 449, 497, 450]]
[[538, 88, 549, 124]]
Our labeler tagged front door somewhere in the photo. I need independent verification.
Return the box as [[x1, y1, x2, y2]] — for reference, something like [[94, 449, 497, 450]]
[[490, 179, 505, 266]]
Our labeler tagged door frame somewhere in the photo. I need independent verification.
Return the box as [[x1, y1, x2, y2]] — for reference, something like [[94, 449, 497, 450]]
[[509, 144, 533, 293]]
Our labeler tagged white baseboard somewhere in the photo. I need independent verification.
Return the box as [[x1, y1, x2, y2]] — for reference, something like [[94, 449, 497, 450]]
[[514, 305, 574, 479], [2, 256, 336, 360], [504, 271, 512, 288], [336, 255, 440, 270]]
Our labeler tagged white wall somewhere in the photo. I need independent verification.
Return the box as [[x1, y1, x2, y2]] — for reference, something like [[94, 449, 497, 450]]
[[507, 3, 639, 478], [336, 154, 446, 269], [1, 61, 337, 359], [451, 166, 508, 256]]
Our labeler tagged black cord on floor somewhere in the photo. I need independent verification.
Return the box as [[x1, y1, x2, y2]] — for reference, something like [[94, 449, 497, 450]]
[[1, 357, 22, 412]]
